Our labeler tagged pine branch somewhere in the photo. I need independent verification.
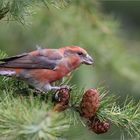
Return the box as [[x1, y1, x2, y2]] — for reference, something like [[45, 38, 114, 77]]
[[96, 88, 140, 137], [0, 0, 70, 23], [0, 2, 9, 20], [0, 77, 140, 139], [67, 87, 140, 138], [0, 50, 139, 139], [0, 89, 69, 140]]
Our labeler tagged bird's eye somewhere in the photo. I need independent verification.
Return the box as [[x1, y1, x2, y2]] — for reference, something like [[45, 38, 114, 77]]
[[77, 52, 83, 56]]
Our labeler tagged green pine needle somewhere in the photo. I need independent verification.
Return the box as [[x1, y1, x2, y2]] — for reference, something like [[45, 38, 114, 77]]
[[0, 50, 139, 139], [0, 0, 70, 23], [96, 88, 140, 138], [0, 91, 69, 140]]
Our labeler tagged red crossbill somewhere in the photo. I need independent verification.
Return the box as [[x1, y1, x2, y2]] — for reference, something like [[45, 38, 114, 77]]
[[0, 46, 93, 92]]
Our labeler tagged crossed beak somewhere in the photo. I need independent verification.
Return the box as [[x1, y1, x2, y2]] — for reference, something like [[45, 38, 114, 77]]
[[83, 54, 94, 65]]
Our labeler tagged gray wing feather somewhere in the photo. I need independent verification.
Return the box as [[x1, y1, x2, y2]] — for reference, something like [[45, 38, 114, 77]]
[[0, 52, 62, 70]]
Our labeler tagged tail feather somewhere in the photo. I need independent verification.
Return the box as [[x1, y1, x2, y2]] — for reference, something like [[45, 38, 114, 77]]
[[0, 68, 16, 76]]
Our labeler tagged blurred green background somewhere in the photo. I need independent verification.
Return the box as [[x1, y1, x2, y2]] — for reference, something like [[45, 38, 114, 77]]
[[0, 0, 140, 139]]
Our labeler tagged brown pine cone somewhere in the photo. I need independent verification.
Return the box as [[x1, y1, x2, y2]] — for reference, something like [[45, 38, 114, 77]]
[[53, 88, 70, 112], [87, 117, 110, 134], [80, 88, 99, 119]]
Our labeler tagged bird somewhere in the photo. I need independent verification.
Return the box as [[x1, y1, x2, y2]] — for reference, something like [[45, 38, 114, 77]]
[[0, 46, 93, 92]]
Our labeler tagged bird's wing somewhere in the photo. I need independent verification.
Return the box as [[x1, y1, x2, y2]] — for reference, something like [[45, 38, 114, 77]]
[[0, 50, 63, 70]]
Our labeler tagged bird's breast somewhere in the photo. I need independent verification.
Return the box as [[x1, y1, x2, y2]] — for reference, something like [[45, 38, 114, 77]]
[[18, 56, 81, 83], [19, 66, 70, 84]]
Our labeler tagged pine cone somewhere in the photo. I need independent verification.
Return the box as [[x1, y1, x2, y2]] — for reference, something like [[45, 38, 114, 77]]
[[53, 88, 70, 112], [80, 89, 99, 119], [87, 117, 110, 134]]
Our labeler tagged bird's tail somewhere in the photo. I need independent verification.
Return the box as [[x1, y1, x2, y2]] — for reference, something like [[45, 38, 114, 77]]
[[0, 67, 16, 76]]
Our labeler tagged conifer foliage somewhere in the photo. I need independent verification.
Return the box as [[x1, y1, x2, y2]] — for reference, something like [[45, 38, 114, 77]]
[[0, 50, 139, 140], [0, 0, 140, 140], [0, 0, 70, 23]]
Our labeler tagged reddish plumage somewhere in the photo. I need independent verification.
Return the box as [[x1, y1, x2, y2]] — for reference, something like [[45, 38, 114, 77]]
[[0, 46, 93, 92]]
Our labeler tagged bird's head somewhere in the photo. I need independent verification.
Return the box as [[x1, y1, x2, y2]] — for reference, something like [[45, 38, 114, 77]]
[[60, 46, 93, 65]]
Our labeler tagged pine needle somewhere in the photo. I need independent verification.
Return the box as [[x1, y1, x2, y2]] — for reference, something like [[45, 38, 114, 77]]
[[96, 88, 140, 138]]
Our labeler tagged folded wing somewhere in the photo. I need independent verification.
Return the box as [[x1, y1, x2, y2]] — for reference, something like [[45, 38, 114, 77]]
[[0, 50, 63, 70]]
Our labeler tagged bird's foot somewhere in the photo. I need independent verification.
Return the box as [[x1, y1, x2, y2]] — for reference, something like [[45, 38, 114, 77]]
[[53, 85, 71, 103], [42, 84, 72, 92], [59, 85, 71, 91]]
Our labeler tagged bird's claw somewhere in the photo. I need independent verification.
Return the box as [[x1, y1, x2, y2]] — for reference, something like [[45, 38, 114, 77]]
[[59, 85, 71, 91], [54, 85, 71, 102]]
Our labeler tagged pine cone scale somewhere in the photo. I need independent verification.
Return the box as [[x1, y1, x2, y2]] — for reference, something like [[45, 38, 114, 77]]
[[80, 89, 99, 118], [53, 88, 70, 112]]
